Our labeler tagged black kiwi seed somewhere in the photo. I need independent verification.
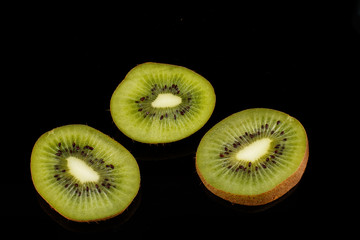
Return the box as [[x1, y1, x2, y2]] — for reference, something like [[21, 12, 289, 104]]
[[215, 119, 291, 175], [134, 82, 196, 120], [84, 145, 94, 150], [51, 140, 120, 195]]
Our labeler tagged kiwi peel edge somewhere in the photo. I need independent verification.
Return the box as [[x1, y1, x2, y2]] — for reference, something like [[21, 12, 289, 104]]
[[196, 132, 308, 206]]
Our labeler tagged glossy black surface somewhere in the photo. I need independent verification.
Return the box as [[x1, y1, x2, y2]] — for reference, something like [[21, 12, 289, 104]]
[[6, 2, 358, 238]]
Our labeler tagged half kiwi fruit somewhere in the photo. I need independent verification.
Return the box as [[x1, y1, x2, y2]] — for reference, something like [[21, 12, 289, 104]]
[[30, 124, 140, 222], [196, 108, 308, 206], [110, 62, 216, 143]]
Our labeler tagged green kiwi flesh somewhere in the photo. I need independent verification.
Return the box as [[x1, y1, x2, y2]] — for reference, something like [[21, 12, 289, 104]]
[[30, 124, 140, 222], [196, 108, 308, 206], [110, 62, 216, 143]]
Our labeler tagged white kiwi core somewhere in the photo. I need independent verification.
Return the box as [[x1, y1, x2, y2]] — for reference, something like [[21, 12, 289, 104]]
[[236, 138, 272, 162], [67, 156, 100, 183], [151, 93, 182, 108]]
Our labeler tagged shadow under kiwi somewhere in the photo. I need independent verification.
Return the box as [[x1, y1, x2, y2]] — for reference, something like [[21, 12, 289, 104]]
[[36, 188, 142, 233], [111, 123, 207, 161], [199, 181, 299, 214]]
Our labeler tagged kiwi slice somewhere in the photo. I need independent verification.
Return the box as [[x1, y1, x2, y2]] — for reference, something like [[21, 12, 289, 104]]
[[30, 124, 140, 222], [110, 62, 216, 143], [196, 108, 308, 206]]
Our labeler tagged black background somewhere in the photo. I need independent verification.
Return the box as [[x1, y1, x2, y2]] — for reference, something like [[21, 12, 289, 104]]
[[5, 1, 359, 238]]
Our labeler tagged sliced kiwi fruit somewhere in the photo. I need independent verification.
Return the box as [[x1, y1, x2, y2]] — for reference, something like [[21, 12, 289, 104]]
[[196, 108, 308, 206], [110, 62, 216, 144], [30, 124, 140, 222]]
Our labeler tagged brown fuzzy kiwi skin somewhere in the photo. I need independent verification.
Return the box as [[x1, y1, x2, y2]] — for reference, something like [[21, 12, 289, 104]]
[[196, 138, 309, 206]]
